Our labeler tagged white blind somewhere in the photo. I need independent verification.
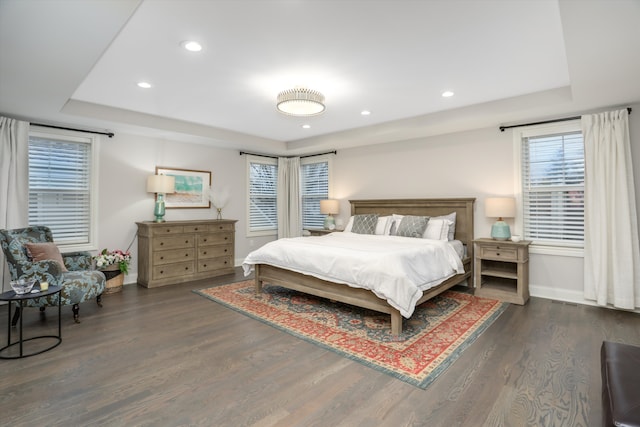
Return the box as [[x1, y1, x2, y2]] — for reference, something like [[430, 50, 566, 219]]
[[522, 131, 584, 245], [28, 136, 92, 245], [249, 161, 277, 232], [301, 160, 329, 229]]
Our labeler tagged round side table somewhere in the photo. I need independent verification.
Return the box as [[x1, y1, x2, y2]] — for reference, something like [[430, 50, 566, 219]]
[[0, 284, 62, 359]]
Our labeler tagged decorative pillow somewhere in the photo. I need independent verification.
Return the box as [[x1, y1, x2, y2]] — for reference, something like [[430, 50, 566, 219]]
[[344, 216, 354, 232], [389, 214, 404, 235], [351, 214, 379, 234], [395, 215, 429, 238], [433, 212, 457, 240], [25, 242, 68, 272], [423, 218, 452, 241]]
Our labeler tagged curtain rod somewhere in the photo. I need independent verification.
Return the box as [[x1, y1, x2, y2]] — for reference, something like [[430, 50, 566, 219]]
[[31, 122, 115, 138], [239, 150, 337, 159], [499, 107, 632, 132]]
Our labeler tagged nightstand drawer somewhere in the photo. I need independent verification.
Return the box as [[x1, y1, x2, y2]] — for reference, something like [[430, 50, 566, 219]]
[[480, 245, 518, 261]]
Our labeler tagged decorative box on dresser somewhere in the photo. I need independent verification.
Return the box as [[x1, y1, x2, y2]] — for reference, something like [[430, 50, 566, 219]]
[[136, 219, 237, 288], [473, 238, 531, 305]]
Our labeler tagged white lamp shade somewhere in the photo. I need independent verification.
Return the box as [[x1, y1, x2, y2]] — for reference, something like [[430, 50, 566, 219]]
[[485, 197, 516, 218], [320, 199, 339, 215], [147, 175, 175, 194]]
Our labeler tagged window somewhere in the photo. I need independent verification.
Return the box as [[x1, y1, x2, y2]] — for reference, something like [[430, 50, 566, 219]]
[[247, 155, 278, 236], [516, 121, 584, 254], [246, 154, 332, 236], [28, 129, 99, 251], [301, 157, 329, 229]]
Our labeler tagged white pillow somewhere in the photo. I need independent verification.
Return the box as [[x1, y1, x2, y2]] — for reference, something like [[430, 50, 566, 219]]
[[433, 212, 457, 240], [423, 219, 452, 241], [375, 216, 392, 235], [344, 216, 354, 232], [389, 214, 404, 235]]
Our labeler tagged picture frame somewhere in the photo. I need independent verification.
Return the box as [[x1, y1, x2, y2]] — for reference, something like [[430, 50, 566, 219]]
[[155, 166, 211, 209]]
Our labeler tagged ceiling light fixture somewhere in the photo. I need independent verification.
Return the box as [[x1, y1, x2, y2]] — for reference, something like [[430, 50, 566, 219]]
[[361, 110, 371, 116], [137, 81, 152, 89], [276, 87, 325, 116], [302, 124, 311, 129], [442, 90, 454, 97], [181, 40, 202, 52]]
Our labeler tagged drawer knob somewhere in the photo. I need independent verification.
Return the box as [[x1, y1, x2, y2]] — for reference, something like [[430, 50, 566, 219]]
[[224, 249, 227, 253], [195, 227, 199, 231], [166, 229, 171, 233], [160, 242, 164, 246], [185, 240, 189, 244], [497, 252, 500, 256], [160, 270, 164, 274], [203, 264, 207, 267], [203, 238, 207, 242], [224, 261, 228, 264], [185, 266, 189, 270], [204, 251, 207, 255], [185, 253, 189, 257], [224, 237, 228, 240], [160, 256, 164, 260]]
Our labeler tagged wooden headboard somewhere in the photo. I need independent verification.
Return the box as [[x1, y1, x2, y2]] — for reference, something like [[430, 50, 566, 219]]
[[350, 198, 476, 264]]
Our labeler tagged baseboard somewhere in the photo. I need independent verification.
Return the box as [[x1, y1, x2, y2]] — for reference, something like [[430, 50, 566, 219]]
[[530, 283, 640, 313]]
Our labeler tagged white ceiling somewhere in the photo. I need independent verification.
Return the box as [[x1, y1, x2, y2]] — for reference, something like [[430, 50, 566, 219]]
[[1, 0, 640, 155]]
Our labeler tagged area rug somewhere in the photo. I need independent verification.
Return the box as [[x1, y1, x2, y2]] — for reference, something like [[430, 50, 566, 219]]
[[194, 280, 508, 389]]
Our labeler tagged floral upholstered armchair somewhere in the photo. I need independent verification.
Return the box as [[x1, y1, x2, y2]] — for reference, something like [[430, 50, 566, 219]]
[[0, 226, 105, 323]]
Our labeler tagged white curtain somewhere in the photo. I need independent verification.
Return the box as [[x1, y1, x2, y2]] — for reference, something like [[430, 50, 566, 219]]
[[277, 157, 302, 238], [583, 108, 640, 309], [0, 117, 30, 291]]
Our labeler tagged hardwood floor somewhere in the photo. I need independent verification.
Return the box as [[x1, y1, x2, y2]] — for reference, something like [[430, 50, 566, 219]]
[[1, 268, 639, 426]]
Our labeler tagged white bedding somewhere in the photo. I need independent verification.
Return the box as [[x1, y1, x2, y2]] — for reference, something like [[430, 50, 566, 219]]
[[242, 232, 465, 318]]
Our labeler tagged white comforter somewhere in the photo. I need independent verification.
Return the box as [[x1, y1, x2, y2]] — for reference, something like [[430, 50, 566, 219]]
[[242, 232, 464, 318]]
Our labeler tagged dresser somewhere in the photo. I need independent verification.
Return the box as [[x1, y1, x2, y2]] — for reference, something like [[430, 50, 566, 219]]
[[136, 219, 237, 288]]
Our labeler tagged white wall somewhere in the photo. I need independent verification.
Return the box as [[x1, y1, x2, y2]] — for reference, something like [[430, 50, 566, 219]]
[[96, 133, 273, 284], [332, 103, 640, 306], [97, 103, 640, 307]]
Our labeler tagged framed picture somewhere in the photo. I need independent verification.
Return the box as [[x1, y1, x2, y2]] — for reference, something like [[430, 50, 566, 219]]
[[155, 166, 211, 209]]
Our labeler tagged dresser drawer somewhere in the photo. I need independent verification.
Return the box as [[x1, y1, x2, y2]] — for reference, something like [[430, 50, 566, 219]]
[[152, 225, 185, 235], [153, 249, 195, 265], [152, 235, 194, 250], [198, 257, 232, 273], [198, 245, 231, 259], [208, 223, 234, 232], [480, 245, 518, 261], [152, 261, 194, 279], [184, 224, 208, 233], [199, 232, 233, 246]]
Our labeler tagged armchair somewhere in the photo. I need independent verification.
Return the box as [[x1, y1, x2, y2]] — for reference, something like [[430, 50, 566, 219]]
[[0, 226, 105, 323]]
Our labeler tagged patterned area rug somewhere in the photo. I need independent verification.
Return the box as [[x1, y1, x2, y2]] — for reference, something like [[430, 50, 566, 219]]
[[194, 280, 508, 389]]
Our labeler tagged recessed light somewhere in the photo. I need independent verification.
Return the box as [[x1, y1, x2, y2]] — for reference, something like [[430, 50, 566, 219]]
[[442, 91, 454, 98], [361, 110, 371, 116], [137, 81, 152, 89], [302, 124, 311, 129], [181, 40, 202, 52]]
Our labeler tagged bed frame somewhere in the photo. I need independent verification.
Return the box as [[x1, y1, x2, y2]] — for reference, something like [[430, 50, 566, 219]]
[[254, 198, 476, 335]]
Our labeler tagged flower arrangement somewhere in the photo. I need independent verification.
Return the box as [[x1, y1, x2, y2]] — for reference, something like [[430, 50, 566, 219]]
[[94, 249, 131, 274]]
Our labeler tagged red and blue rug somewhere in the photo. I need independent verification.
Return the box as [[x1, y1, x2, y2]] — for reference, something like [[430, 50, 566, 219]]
[[195, 280, 508, 389]]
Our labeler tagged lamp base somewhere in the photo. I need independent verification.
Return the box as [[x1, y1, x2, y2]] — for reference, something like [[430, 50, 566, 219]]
[[491, 220, 511, 240], [153, 195, 166, 223], [323, 215, 335, 230]]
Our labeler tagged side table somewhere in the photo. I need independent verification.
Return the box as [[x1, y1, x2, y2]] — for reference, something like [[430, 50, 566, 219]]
[[0, 284, 62, 359]]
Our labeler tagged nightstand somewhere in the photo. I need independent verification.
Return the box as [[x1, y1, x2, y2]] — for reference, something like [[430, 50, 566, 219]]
[[305, 228, 341, 236], [473, 238, 531, 305]]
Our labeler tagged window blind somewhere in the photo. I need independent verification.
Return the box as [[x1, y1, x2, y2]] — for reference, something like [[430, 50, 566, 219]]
[[28, 136, 92, 245], [248, 161, 277, 232], [301, 160, 329, 229], [522, 131, 584, 245]]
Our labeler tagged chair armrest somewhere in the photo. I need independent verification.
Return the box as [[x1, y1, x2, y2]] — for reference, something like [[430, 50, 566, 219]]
[[15, 260, 64, 286], [62, 251, 93, 271]]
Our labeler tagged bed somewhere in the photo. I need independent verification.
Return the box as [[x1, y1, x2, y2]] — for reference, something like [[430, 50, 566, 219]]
[[245, 198, 475, 335]]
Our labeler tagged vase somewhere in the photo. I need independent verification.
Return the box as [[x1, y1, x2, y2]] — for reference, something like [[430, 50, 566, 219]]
[[100, 264, 124, 294]]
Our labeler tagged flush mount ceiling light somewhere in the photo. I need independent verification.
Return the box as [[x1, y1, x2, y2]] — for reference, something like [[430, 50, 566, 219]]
[[181, 40, 202, 52], [276, 87, 325, 116]]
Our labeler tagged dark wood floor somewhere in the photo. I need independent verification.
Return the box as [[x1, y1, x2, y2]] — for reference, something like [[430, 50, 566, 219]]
[[1, 268, 639, 426]]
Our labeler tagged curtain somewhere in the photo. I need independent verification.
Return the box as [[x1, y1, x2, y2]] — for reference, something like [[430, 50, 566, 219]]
[[583, 108, 640, 308], [0, 117, 29, 291], [277, 157, 302, 238]]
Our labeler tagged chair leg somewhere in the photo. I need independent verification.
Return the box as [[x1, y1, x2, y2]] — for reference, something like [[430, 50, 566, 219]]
[[72, 303, 80, 323], [11, 306, 21, 327], [96, 294, 103, 307]]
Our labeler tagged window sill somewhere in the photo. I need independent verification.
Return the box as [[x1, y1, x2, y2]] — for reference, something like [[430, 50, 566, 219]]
[[529, 244, 583, 258]]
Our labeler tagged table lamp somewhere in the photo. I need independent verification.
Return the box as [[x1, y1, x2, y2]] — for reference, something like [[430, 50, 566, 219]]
[[485, 197, 516, 240], [147, 175, 175, 223], [320, 199, 339, 230]]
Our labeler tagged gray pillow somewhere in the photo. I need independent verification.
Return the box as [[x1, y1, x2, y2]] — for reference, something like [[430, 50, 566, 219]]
[[396, 215, 429, 238], [351, 214, 379, 234]]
